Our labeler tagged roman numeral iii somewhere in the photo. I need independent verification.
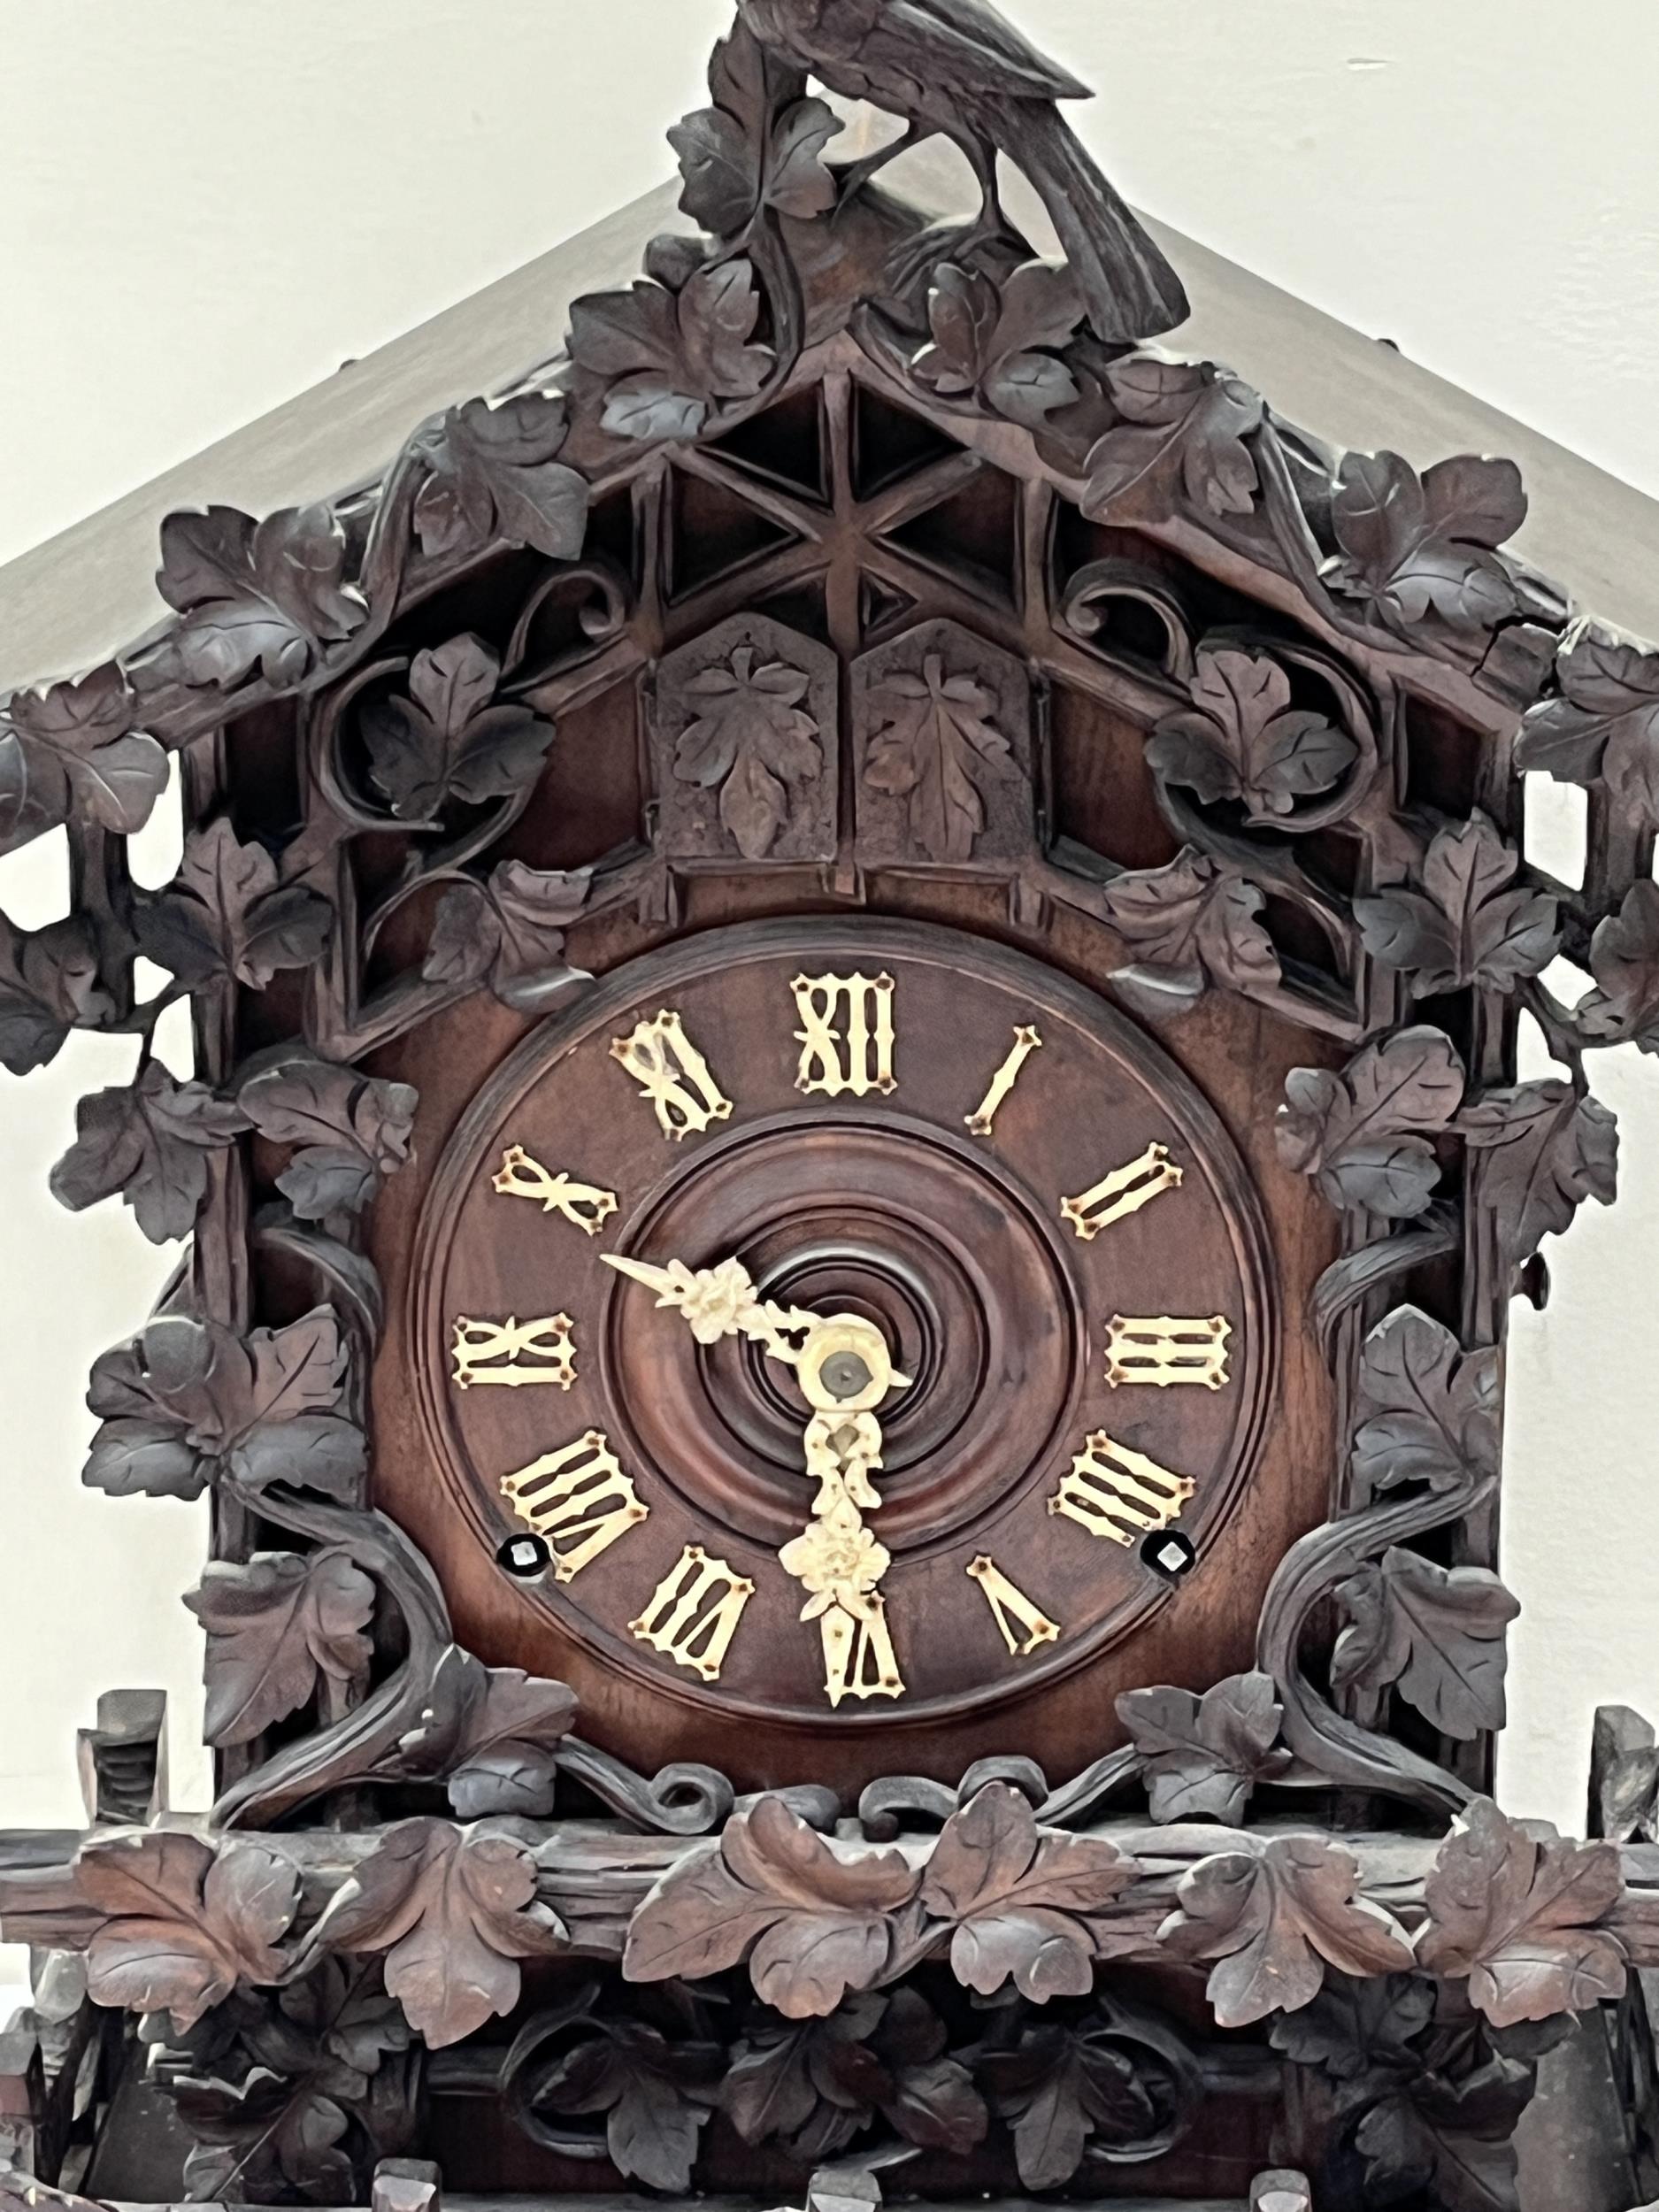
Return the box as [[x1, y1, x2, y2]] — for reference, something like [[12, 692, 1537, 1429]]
[[631, 1545, 754, 1681], [1105, 1314, 1232, 1389], [792, 972, 896, 1097], [500, 1430, 648, 1580]]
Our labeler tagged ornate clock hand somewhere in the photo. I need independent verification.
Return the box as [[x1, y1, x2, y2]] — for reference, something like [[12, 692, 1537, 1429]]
[[600, 1248, 819, 1363]]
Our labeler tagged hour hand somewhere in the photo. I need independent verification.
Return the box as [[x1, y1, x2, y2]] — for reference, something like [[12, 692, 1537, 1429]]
[[601, 1249, 818, 1364]]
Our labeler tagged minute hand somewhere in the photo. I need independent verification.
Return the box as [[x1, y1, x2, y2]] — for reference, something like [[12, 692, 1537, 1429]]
[[600, 1249, 818, 1364]]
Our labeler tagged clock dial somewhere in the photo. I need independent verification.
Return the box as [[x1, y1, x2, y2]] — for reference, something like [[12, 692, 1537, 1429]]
[[412, 918, 1273, 1729]]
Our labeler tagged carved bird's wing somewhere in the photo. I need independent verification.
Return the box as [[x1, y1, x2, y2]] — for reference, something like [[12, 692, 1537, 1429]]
[[811, 0, 1091, 104]]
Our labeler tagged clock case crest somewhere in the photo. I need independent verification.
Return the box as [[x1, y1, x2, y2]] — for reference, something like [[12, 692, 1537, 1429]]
[[3, 7, 1658, 2206]]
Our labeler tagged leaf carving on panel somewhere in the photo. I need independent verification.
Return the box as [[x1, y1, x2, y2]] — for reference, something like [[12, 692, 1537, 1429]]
[[1116, 1671, 1290, 1825], [155, 503, 366, 690], [184, 1549, 376, 1747], [443, 1667, 579, 1819], [362, 634, 555, 822], [49, 1062, 248, 1244], [312, 1818, 568, 2047], [669, 19, 842, 238], [521, 2016, 721, 2192], [972, 2017, 1166, 2189], [1148, 644, 1356, 822], [672, 644, 824, 859], [1574, 878, 1659, 1051], [918, 1782, 1140, 2001], [137, 818, 334, 991], [1277, 1027, 1465, 1219], [80, 1831, 298, 2030], [1515, 623, 1659, 823], [568, 260, 774, 443], [425, 861, 593, 1015], [412, 392, 589, 563], [1355, 813, 1559, 996], [1082, 356, 1264, 522], [1325, 452, 1527, 635], [1098, 847, 1280, 1016], [0, 913, 114, 1076], [239, 1052, 417, 1221], [1456, 1079, 1618, 1272], [622, 1793, 919, 2017], [1417, 1798, 1627, 2027], [1158, 1834, 1414, 2027], [864, 652, 1024, 864], [0, 663, 165, 852], [909, 260, 1086, 430], [1349, 1306, 1501, 1501], [1333, 1548, 1520, 1740]]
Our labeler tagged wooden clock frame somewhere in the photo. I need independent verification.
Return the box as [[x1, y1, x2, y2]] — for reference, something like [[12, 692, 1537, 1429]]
[[3, 11, 1659, 2207]]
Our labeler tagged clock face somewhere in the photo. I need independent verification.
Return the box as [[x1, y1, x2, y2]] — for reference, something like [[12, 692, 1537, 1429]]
[[412, 918, 1273, 1728]]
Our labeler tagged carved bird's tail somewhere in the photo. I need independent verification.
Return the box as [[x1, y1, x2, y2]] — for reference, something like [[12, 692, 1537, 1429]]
[[979, 96, 1187, 344]]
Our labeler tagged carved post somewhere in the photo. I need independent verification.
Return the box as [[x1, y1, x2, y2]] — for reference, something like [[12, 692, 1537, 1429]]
[[371, 2157, 441, 2212], [75, 1691, 166, 1827], [1250, 2172, 1313, 2212]]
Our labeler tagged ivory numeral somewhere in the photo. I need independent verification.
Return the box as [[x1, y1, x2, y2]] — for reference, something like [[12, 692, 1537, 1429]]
[[500, 1430, 648, 1580], [965, 1025, 1041, 1136], [1105, 1314, 1231, 1389], [611, 1010, 733, 1140], [792, 972, 896, 1098], [490, 1147, 618, 1233], [452, 1313, 576, 1390], [1049, 1431, 1195, 1546], [967, 1556, 1059, 1655], [1060, 1142, 1182, 1240], [630, 1545, 754, 1681], [818, 1598, 904, 1707]]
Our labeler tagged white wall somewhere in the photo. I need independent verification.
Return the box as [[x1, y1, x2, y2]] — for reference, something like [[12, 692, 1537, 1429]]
[[1, 0, 1656, 1916]]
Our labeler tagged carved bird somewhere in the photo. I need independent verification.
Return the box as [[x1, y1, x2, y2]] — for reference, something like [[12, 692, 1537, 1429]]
[[737, 0, 1188, 343]]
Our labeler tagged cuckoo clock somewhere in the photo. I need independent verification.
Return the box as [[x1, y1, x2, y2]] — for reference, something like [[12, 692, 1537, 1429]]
[[4, 8, 1659, 2211]]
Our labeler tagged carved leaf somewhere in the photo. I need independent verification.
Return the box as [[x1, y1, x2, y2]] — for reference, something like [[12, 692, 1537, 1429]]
[[919, 1781, 1139, 2001], [173, 2062, 355, 2204], [1355, 814, 1559, 995], [1159, 1834, 1415, 2026], [1354, 2066, 1528, 2212], [1349, 1306, 1500, 1499], [910, 261, 1084, 430], [184, 1549, 375, 1746], [1457, 1079, 1618, 1270], [1417, 1799, 1627, 2026], [425, 860, 592, 1014], [1083, 357, 1263, 521], [0, 913, 114, 1075], [673, 644, 824, 858], [1575, 879, 1659, 1050], [722, 1995, 890, 2161], [239, 1052, 417, 1221], [312, 1818, 567, 2047], [50, 1063, 248, 1243], [1117, 1671, 1290, 1824], [1268, 1967, 1435, 2081], [363, 634, 555, 821], [156, 503, 365, 689], [1099, 847, 1280, 1014], [670, 20, 841, 235], [445, 1667, 578, 1818], [973, 2019, 1158, 2188], [1148, 646, 1356, 820], [622, 1793, 918, 2016], [569, 261, 773, 442], [1516, 625, 1659, 820], [530, 2019, 719, 2192], [1327, 452, 1525, 634], [81, 1832, 298, 2029], [1333, 1548, 1520, 1739], [1276, 1027, 1465, 1217], [864, 651, 1021, 864], [0, 664, 165, 851], [137, 818, 334, 990], [413, 392, 588, 563]]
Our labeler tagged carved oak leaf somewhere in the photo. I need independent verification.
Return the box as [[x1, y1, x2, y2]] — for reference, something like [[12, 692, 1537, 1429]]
[[1333, 1548, 1520, 1740], [1326, 452, 1526, 634], [50, 1062, 248, 1244], [674, 645, 823, 859], [0, 913, 114, 1076], [974, 2021, 1157, 2189], [1417, 1799, 1627, 2026], [910, 260, 1085, 430], [1515, 624, 1659, 821], [1082, 357, 1263, 522], [239, 1052, 417, 1221], [312, 1818, 567, 2047], [670, 20, 841, 236], [184, 1549, 375, 1747], [919, 1781, 1140, 2001], [864, 652, 1020, 864], [622, 1793, 918, 2016], [363, 634, 555, 822], [1456, 1079, 1618, 1271], [1349, 1306, 1500, 1500], [1148, 645, 1356, 821], [0, 663, 165, 852], [1159, 1835, 1415, 2027], [1098, 848, 1279, 1015], [445, 1667, 579, 1818], [137, 819, 333, 990], [425, 861, 593, 1015], [1117, 1671, 1290, 1824], [1575, 879, 1659, 1051], [413, 393, 588, 563], [80, 1832, 298, 2030], [568, 261, 773, 443], [1276, 1027, 1465, 1218], [1355, 813, 1559, 996], [156, 503, 365, 690], [528, 2019, 719, 2192], [173, 2061, 355, 2205]]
